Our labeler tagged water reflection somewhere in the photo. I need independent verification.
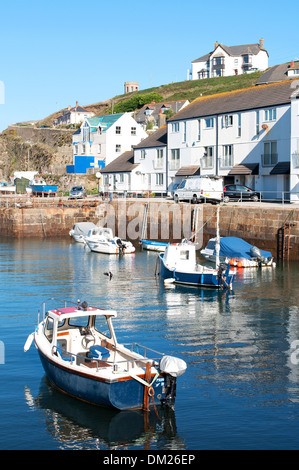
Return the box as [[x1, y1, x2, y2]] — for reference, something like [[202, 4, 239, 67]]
[[24, 377, 185, 450]]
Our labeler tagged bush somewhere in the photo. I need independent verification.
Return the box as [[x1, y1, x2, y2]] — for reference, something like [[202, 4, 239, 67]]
[[113, 92, 163, 113]]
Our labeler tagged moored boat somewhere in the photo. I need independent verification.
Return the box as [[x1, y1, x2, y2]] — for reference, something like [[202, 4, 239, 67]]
[[200, 237, 275, 268], [139, 239, 168, 252], [85, 227, 135, 254], [69, 222, 97, 243], [24, 298, 187, 411], [159, 241, 234, 289]]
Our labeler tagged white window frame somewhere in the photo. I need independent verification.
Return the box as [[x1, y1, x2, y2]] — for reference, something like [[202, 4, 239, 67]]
[[155, 173, 164, 186], [221, 145, 234, 168], [203, 147, 214, 168], [140, 149, 146, 160], [170, 149, 180, 170], [115, 126, 121, 135], [171, 122, 179, 133], [131, 127, 136, 135], [223, 115, 233, 128], [197, 119, 201, 141], [264, 108, 277, 122], [262, 141, 278, 166], [116, 144, 121, 153], [155, 149, 164, 169], [205, 118, 214, 129]]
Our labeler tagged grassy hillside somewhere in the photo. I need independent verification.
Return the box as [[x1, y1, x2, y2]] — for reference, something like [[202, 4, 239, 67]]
[[39, 71, 264, 126]]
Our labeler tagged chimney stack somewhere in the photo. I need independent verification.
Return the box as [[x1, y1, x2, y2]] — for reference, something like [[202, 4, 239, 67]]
[[259, 38, 264, 49], [76, 101, 79, 108], [214, 41, 219, 49]]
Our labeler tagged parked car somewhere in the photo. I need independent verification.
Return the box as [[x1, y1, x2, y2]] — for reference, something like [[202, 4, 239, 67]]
[[68, 185, 87, 199], [223, 184, 261, 202]]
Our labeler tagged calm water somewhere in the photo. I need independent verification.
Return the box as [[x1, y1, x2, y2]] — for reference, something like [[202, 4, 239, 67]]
[[1, 237, 299, 450]]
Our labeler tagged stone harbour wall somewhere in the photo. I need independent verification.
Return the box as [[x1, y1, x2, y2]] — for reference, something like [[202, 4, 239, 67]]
[[0, 200, 298, 259]]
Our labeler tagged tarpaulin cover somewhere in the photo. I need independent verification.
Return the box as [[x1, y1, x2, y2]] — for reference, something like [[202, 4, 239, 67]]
[[218, 237, 272, 259], [72, 222, 96, 235], [159, 355, 187, 377]]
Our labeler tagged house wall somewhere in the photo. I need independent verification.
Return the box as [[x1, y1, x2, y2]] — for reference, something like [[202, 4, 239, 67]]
[[167, 103, 293, 198]]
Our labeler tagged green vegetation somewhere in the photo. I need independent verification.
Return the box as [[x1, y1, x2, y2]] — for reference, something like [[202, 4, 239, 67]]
[[111, 92, 164, 113]]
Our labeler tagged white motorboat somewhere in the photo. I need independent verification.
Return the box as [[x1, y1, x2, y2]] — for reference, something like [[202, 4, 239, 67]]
[[85, 227, 135, 254], [69, 222, 97, 243]]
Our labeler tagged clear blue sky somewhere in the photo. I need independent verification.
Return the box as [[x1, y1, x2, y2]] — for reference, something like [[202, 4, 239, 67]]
[[0, 0, 298, 132]]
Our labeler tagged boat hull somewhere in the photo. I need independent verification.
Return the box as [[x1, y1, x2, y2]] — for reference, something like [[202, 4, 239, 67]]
[[140, 240, 167, 252], [37, 348, 166, 411], [86, 240, 135, 254], [159, 255, 233, 288]]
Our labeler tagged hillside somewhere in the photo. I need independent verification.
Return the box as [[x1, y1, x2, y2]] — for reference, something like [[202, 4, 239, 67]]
[[38, 71, 264, 126]]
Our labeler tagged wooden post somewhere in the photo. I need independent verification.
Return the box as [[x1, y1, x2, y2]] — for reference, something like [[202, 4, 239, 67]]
[[143, 362, 151, 412]]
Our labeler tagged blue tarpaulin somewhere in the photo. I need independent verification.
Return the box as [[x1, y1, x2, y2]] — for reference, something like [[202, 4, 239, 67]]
[[218, 237, 272, 259]]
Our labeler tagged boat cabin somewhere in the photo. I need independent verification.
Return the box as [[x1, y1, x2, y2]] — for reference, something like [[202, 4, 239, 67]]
[[162, 242, 197, 272], [86, 227, 114, 239]]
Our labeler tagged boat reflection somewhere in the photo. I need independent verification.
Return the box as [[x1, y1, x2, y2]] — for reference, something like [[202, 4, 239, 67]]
[[24, 377, 185, 450]]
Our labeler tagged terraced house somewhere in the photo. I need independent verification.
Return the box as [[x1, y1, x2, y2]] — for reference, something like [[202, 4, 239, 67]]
[[167, 79, 299, 202], [69, 112, 147, 174]]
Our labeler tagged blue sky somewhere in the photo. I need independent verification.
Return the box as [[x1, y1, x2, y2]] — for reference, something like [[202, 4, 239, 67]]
[[0, 0, 298, 132]]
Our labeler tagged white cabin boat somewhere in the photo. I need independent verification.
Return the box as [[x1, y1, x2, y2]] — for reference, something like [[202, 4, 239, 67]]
[[85, 227, 135, 254], [69, 222, 97, 243]]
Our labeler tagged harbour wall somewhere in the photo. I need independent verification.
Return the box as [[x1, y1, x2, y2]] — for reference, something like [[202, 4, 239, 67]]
[[0, 200, 298, 260]]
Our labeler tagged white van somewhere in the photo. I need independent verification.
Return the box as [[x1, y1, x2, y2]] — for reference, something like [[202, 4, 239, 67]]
[[173, 176, 223, 204]]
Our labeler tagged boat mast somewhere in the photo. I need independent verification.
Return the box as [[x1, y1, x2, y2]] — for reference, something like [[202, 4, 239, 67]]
[[215, 206, 220, 269]]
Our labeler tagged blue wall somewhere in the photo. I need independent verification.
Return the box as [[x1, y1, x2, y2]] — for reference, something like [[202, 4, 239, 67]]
[[66, 157, 106, 174]]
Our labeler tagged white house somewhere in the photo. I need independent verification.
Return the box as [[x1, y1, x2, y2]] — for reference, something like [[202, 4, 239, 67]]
[[167, 79, 299, 202], [69, 112, 147, 174], [54, 102, 94, 126], [100, 126, 168, 195], [191, 39, 268, 80]]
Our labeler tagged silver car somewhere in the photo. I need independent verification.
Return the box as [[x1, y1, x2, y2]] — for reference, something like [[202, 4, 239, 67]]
[[68, 185, 87, 199]]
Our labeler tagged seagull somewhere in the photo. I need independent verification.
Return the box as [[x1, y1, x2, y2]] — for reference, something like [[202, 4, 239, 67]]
[[104, 271, 113, 280]]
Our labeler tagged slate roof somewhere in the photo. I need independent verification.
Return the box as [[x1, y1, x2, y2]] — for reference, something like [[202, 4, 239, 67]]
[[133, 126, 167, 149], [135, 100, 188, 123], [100, 151, 138, 173], [256, 61, 299, 85], [167, 79, 298, 122], [192, 42, 267, 63]]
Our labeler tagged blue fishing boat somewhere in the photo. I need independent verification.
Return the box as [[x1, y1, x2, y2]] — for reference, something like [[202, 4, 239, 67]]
[[139, 239, 168, 252], [24, 298, 187, 411], [159, 241, 234, 289]]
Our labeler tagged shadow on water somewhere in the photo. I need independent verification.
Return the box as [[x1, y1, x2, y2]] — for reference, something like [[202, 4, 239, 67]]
[[24, 376, 185, 450]]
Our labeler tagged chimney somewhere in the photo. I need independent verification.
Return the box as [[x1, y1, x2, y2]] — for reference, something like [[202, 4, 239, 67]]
[[76, 101, 79, 108], [158, 113, 166, 128], [68, 105, 71, 111], [214, 41, 219, 49], [290, 60, 295, 67], [259, 38, 264, 49]]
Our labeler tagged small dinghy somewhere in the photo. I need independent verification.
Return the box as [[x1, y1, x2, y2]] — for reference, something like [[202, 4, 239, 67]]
[[139, 239, 168, 252], [24, 298, 187, 411]]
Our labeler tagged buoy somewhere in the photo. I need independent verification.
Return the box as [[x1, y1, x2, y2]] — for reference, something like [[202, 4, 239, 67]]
[[237, 261, 243, 268]]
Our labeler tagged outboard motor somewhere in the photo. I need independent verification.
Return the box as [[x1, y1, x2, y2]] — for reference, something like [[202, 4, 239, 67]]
[[116, 238, 125, 253], [250, 246, 266, 266], [159, 356, 187, 409], [217, 263, 227, 286]]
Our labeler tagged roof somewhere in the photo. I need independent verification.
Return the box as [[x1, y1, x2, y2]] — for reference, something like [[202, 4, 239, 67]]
[[192, 42, 267, 63], [167, 79, 298, 122], [257, 61, 299, 85], [86, 113, 124, 132], [100, 151, 139, 174], [270, 162, 290, 175], [48, 306, 117, 320], [175, 165, 201, 176], [134, 126, 167, 149], [135, 100, 188, 123], [228, 163, 259, 175]]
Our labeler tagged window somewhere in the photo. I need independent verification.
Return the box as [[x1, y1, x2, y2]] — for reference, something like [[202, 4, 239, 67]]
[[203, 147, 214, 168], [119, 174, 124, 183], [155, 173, 164, 185], [262, 141, 278, 166], [131, 127, 136, 135], [170, 149, 180, 170], [83, 124, 90, 142], [116, 126, 121, 134], [183, 122, 187, 142], [222, 145, 234, 167], [223, 115, 233, 128], [155, 149, 163, 168], [264, 108, 277, 122], [213, 56, 224, 65], [116, 144, 121, 153], [205, 118, 214, 128], [237, 114, 241, 137], [140, 149, 146, 159], [82, 144, 86, 154], [197, 120, 201, 141], [171, 122, 179, 132], [98, 144, 101, 154], [75, 144, 78, 154], [256, 111, 260, 134]]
